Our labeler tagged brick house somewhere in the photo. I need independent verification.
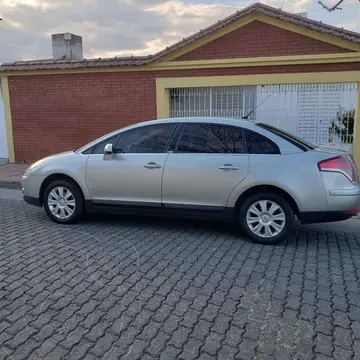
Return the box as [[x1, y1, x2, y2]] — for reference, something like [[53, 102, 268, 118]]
[[1, 2, 360, 166]]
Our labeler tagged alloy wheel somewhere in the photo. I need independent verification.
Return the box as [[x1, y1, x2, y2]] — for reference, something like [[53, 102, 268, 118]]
[[246, 200, 286, 238], [47, 186, 76, 220]]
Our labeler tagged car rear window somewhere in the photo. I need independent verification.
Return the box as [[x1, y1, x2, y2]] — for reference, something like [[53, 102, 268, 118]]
[[256, 123, 316, 152]]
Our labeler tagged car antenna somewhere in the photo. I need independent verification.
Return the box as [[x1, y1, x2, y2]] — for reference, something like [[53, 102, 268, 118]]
[[242, 94, 271, 119]]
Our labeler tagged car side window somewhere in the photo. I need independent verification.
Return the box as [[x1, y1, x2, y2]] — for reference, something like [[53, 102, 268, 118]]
[[115, 124, 176, 153], [176, 123, 246, 154], [92, 135, 120, 155], [244, 129, 280, 154]]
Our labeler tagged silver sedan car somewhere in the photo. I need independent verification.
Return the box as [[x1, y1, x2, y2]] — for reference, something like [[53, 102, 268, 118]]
[[22, 117, 360, 245]]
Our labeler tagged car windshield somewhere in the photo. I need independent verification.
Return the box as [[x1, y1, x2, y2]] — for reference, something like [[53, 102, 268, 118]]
[[256, 123, 317, 151]]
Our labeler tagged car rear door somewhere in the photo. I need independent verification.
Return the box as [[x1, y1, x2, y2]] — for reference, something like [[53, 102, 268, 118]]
[[162, 123, 250, 209], [86, 123, 176, 206]]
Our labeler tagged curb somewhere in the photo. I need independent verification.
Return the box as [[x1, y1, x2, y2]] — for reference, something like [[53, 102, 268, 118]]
[[0, 180, 22, 190]]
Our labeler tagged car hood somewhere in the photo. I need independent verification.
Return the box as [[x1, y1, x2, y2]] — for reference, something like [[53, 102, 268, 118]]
[[24, 151, 76, 174]]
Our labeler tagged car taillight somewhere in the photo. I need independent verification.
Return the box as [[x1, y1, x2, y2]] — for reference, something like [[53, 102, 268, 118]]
[[318, 156, 357, 183]]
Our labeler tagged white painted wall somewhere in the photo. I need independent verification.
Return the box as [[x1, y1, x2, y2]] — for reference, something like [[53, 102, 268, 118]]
[[0, 86, 8, 159]]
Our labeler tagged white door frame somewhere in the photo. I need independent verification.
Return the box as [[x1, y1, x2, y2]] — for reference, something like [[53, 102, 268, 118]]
[[0, 81, 8, 160]]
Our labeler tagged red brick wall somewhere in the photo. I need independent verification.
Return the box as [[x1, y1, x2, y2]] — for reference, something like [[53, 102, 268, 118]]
[[174, 21, 351, 61], [9, 72, 156, 163], [9, 61, 360, 163]]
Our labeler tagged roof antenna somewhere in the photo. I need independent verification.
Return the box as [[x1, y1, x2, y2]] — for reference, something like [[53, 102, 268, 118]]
[[280, 0, 285, 10], [242, 94, 271, 120]]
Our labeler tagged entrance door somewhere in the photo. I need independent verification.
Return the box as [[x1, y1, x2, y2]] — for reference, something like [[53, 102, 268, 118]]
[[86, 123, 176, 206]]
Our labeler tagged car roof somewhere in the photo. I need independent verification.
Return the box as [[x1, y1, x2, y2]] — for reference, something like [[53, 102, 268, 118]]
[[132, 117, 258, 129]]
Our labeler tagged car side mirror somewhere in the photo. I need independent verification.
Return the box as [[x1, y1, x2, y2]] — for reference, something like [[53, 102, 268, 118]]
[[104, 143, 113, 154]]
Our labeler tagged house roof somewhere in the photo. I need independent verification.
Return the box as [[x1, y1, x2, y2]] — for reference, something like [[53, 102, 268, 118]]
[[1, 2, 360, 72]]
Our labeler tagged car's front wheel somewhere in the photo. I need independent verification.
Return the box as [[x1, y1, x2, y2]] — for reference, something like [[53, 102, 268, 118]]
[[43, 179, 85, 224], [238, 192, 295, 245]]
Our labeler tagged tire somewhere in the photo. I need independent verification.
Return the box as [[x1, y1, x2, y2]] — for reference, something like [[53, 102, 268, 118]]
[[238, 192, 295, 245], [43, 179, 85, 224]]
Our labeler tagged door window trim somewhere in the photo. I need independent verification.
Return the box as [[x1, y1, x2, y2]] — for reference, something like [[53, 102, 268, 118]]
[[82, 123, 180, 155], [173, 122, 247, 154], [243, 128, 281, 155], [82, 134, 120, 155], [112, 122, 178, 154]]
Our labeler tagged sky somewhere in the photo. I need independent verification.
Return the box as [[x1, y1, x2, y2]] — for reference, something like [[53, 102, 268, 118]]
[[0, 0, 359, 64]]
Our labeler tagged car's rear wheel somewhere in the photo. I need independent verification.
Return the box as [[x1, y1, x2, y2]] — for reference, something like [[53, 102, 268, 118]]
[[238, 192, 295, 245], [43, 179, 84, 224]]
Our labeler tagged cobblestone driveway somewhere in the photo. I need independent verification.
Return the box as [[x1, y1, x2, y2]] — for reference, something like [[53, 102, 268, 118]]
[[1, 199, 360, 360]]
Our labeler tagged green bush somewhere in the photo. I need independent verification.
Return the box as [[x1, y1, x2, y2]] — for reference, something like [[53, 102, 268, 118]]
[[328, 108, 355, 144]]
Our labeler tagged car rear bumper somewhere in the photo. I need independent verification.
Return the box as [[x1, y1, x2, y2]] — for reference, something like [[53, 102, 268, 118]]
[[301, 186, 360, 224], [24, 196, 41, 207], [326, 186, 360, 213], [300, 211, 356, 224]]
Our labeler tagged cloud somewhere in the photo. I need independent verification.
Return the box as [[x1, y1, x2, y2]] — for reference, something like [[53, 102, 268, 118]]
[[0, 0, 359, 63], [336, 21, 357, 31]]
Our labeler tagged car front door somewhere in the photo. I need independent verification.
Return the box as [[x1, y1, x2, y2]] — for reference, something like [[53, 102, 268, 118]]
[[162, 123, 250, 209], [86, 123, 176, 206]]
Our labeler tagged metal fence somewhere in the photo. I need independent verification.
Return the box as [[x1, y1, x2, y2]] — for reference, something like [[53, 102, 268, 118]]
[[169, 82, 358, 152]]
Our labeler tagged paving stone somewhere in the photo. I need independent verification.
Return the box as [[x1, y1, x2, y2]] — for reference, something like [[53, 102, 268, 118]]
[[89, 331, 117, 357], [46, 345, 70, 360], [160, 345, 181, 360], [333, 310, 350, 329], [201, 331, 223, 356], [178, 337, 202, 359], [84, 321, 111, 342], [317, 300, 333, 317], [315, 315, 332, 336], [180, 308, 200, 329], [315, 334, 333, 357], [334, 327, 352, 349], [212, 315, 231, 335], [9, 339, 41, 360], [238, 338, 257, 359], [61, 326, 88, 349], [224, 325, 244, 347], [334, 346, 353, 360], [299, 304, 316, 321], [146, 331, 171, 357], [5, 326, 37, 349], [67, 340, 93, 360], [139, 321, 162, 342], [168, 326, 191, 349]]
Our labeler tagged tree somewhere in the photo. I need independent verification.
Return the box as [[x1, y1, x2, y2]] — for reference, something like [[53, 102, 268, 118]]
[[318, 0, 346, 11], [328, 108, 355, 144]]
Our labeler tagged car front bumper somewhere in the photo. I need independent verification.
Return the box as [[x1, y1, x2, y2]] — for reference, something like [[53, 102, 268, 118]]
[[24, 195, 41, 207], [22, 173, 45, 207]]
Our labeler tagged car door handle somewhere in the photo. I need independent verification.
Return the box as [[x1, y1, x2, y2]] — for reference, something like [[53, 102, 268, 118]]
[[219, 164, 239, 171], [144, 162, 162, 169]]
